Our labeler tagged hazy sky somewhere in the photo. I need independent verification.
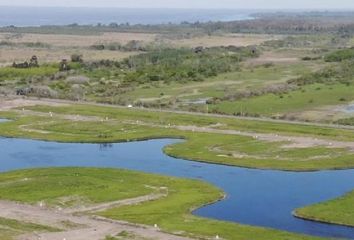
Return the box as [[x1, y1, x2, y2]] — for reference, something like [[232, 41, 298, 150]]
[[1, 0, 354, 9]]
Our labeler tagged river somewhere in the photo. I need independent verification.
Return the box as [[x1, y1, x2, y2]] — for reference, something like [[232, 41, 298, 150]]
[[0, 135, 353, 239]]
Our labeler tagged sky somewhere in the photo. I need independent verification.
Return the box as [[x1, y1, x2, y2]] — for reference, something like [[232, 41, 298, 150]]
[[0, 0, 354, 9]]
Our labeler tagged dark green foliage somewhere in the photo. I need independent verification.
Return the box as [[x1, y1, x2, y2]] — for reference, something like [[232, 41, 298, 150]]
[[120, 47, 257, 84], [288, 60, 354, 86], [324, 48, 354, 62], [335, 118, 354, 126], [90, 40, 146, 52]]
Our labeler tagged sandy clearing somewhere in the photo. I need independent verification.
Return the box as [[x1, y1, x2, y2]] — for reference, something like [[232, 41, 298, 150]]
[[246, 51, 300, 66], [0, 98, 67, 110], [168, 34, 279, 48], [0, 32, 157, 47], [0, 48, 138, 65], [0, 197, 191, 240]]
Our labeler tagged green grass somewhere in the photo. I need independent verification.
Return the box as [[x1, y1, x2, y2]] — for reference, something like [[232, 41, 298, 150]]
[[0, 168, 154, 207], [324, 48, 354, 62], [0, 65, 58, 81], [295, 191, 354, 227], [2, 103, 354, 171], [211, 83, 354, 116], [165, 133, 354, 171], [0, 168, 321, 240], [335, 117, 354, 126], [19, 104, 354, 141], [100, 62, 314, 105]]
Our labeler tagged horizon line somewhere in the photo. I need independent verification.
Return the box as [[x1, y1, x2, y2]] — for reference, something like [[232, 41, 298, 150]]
[[0, 5, 354, 11]]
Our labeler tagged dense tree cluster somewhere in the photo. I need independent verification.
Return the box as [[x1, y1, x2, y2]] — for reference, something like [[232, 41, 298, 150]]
[[82, 46, 259, 85]]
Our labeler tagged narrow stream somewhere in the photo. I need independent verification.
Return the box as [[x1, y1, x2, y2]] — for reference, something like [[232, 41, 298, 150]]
[[0, 135, 353, 239]]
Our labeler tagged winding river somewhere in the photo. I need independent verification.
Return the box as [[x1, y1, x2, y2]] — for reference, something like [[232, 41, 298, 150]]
[[0, 124, 354, 239]]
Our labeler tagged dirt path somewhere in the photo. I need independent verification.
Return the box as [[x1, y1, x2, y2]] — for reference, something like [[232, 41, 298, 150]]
[[0, 98, 67, 110], [0, 197, 191, 240], [124, 120, 354, 151], [63, 192, 167, 214], [176, 125, 354, 150]]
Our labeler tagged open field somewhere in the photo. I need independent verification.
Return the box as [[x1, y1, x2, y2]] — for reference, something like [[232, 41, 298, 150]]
[[120, 61, 315, 104], [0, 48, 139, 65], [0, 32, 278, 48], [0, 168, 321, 240], [0, 32, 157, 47], [0, 32, 153, 64], [166, 33, 280, 48], [294, 190, 354, 227], [211, 83, 354, 117], [0, 32, 274, 65]]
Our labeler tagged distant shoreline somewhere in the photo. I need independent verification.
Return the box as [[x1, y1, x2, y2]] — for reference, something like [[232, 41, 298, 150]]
[[0, 7, 255, 27]]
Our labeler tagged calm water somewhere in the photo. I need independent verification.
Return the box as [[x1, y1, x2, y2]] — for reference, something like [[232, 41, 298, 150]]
[[0, 7, 254, 27], [0, 136, 354, 239]]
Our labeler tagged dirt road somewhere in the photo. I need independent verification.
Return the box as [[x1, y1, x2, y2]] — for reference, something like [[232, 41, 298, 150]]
[[0, 196, 191, 240]]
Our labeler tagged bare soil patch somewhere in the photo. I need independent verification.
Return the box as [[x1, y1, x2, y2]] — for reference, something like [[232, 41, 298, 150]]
[[0, 195, 190, 240], [0, 32, 157, 47], [246, 51, 300, 66], [169, 34, 279, 48]]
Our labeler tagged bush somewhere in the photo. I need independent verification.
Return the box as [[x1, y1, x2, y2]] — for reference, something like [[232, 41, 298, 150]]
[[324, 48, 354, 62], [71, 54, 83, 63]]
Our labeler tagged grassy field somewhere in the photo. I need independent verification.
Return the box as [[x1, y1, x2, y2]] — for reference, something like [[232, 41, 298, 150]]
[[211, 83, 354, 117], [1, 103, 354, 171], [22, 103, 354, 141], [294, 191, 354, 227], [117, 62, 314, 105], [0, 32, 272, 65], [335, 117, 354, 126], [0, 48, 139, 65], [0, 168, 321, 240], [0, 65, 58, 81]]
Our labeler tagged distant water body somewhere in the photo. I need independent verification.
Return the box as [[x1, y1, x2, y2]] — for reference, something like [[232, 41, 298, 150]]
[[0, 7, 255, 27]]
